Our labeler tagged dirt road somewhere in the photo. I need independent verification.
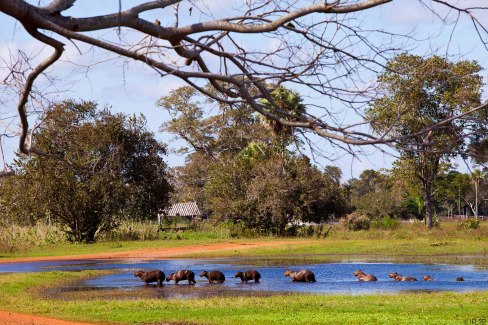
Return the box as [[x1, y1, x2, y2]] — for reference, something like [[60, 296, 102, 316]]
[[0, 240, 304, 264]]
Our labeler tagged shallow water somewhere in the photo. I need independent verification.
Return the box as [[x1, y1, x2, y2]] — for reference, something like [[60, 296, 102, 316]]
[[1, 258, 487, 298]]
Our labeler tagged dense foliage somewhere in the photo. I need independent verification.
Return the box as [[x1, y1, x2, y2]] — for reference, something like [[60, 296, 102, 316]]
[[0, 101, 172, 242], [347, 167, 487, 220], [160, 86, 347, 234], [367, 54, 486, 227]]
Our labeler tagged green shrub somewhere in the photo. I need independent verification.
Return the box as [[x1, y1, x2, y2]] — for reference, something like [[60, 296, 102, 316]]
[[459, 218, 481, 230], [371, 215, 400, 229], [341, 212, 371, 231]]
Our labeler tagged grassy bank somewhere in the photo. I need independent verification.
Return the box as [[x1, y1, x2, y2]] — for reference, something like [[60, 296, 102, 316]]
[[0, 220, 240, 257], [1, 220, 486, 263], [0, 271, 486, 325]]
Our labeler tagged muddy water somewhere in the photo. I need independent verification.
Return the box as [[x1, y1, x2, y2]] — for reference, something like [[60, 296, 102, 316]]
[[1, 258, 487, 299]]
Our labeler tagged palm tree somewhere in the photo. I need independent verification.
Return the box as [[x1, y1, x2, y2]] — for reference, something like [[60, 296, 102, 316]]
[[259, 86, 306, 162]]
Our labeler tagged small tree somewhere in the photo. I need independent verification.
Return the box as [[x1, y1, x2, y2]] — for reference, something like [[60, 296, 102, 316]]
[[367, 55, 484, 227]]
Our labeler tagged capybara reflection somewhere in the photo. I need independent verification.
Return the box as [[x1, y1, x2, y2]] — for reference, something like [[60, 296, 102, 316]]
[[423, 275, 434, 281], [388, 272, 417, 281], [456, 277, 465, 282], [166, 270, 196, 284], [284, 269, 316, 282], [235, 270, 261, 283], [199, 270, 225, 284], [133, 270, 165, 286], [353, 269, 377, 282]]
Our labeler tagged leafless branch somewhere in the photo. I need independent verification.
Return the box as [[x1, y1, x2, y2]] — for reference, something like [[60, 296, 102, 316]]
[[0, 0, 486, 163]]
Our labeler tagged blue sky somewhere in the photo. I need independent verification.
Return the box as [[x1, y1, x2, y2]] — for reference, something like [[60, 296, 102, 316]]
[[0, 0, 487, 180]]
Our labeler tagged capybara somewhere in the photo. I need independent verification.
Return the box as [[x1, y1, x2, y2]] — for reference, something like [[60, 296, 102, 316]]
[[353, 269, 377, 282], [284, 269, 316, 282], [199, 270, 225, 284], [388, 272, 417, 281], [456, 277, 465, 282], [423, 275, 433, 281], [235, 270, 261, 283], [166, 270, 196, 284], [133, 270, 165, 286]]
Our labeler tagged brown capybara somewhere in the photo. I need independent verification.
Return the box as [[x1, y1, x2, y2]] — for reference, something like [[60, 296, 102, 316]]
[[235, 270, 261, 283], [456, 277, 465, 282], [199, 270, 225, 283], [353, 269, 377, 282], [133, 270, 165, 286], [284, 269, 316, 282], [388, 272, 417, 282], [423, 275, 434, 281], [166, 270, 196, 284]]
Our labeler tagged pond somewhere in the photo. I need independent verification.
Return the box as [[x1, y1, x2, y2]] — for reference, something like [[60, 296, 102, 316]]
[[1, 258, 487, 298]]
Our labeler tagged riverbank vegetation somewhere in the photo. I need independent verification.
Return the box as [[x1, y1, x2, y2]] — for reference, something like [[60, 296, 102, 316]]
[[1, 219, 486, 262], [0, 57, 487, 246]]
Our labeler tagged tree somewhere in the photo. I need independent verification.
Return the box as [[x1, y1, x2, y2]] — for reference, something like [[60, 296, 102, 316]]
[[1, 1, 487, 172], [470, 169, 486, 218], [0, 100, 172, 242], [347, 169, 405, 219], [435, 170, 470, 217], [160, 85, 346, 233], [367, 54, 485, 227], [259, 86, 306, 160], [204, 154, 347, 234]]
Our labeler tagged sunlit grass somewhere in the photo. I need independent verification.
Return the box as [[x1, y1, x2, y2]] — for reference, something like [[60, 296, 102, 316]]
[[0, 271, 486, 324], [1, 220, 486, 263]]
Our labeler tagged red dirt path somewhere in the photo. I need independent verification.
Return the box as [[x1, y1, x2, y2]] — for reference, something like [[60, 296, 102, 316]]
[[0, 240, 307, 324], [0, 310, 97, 325], [0, 240, 304, 264]]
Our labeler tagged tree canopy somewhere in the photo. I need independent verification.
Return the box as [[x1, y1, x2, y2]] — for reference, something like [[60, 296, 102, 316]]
[[367, 54, 486, 227], [159, 85, 347, 234], [0, 100, 172, 242]]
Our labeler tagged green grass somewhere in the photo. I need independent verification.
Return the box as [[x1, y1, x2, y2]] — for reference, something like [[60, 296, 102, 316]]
[[0, 237, 223, 259], [0, 221, 487, 324], [0, 271, 486, 324], [1, 221, 487, 264], [177, 222, 488, 263]]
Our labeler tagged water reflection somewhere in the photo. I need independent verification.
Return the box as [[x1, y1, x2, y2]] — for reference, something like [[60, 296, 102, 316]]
[[1, 258, 487, 299]]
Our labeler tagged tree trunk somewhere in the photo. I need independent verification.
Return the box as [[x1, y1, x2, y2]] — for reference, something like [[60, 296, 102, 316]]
[[475, 182, 479, 219], [458, 188, 461, 215], [424, 185, 433, 228]]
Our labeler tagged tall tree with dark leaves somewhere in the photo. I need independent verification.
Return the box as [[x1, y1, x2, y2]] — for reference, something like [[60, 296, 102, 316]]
[[0, 101, 172, 242]]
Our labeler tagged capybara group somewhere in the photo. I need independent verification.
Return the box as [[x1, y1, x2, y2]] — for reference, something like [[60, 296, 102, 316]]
[[284, 269, 316, 282], [353, 269, 377, 282], [199, 270, 225, 283], [133, 270, 165, 286], [388, 272, 417, 281], [166, 270, 196, 284], [235, 270, 261, 283], [132, 267, 467, 291]]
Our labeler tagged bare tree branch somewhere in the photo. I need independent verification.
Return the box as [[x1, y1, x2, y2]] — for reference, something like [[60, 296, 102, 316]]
[[0, 0, 487, 164], [17, 26, 63, 155]]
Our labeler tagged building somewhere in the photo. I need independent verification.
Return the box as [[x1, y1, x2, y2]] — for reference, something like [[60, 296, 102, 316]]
[[159, 201, 202, 225]]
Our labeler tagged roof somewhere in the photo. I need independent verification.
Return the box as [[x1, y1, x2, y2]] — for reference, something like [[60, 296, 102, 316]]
[[164, 202, 201, 217]]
